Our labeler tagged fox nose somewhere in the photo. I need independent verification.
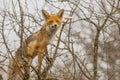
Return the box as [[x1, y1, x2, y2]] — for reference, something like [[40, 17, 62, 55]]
[[51, 24, 58, 29]]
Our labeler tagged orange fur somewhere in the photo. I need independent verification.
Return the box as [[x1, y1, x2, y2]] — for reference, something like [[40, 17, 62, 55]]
[[8, 9, 64, 80]]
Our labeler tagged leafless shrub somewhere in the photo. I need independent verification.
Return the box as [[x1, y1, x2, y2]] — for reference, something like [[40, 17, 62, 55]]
[[0, 0, 120, 80]]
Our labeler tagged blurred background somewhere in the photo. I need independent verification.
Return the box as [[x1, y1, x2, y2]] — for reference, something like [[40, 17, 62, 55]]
[[0, 0, 120, 80]]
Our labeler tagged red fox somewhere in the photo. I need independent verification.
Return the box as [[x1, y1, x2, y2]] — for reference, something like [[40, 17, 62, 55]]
[[8, 9, 64, 80]]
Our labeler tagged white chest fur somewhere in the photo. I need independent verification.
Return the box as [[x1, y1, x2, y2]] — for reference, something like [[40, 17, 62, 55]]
[[48, 34, 56, 44]]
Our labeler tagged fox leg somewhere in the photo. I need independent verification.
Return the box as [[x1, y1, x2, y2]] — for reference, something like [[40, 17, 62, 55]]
[[15, 66, 24, 80], [27, 58, 33, 76], [26, 58, 33, 74], [44, 46, 49, 60], [37, 51, 43, 75], [44, 46, 53, 65], [22, 58, 32, 80]]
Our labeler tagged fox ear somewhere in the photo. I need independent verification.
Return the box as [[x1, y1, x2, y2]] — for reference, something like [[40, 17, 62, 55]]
[[57, 9, 64, 19], [42, 9, 50, 19]]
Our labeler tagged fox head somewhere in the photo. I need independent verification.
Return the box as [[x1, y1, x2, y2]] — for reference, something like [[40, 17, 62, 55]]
[[42, 9, 64, 32]]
